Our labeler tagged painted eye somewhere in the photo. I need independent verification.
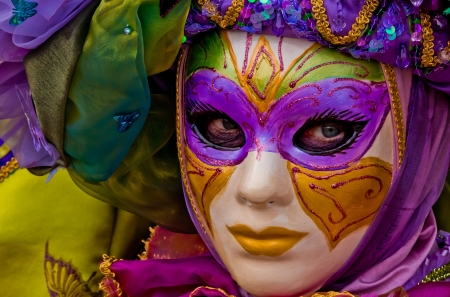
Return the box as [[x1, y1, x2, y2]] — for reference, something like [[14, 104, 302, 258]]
[[294, 120, 365, 155], [193, 114, 245, 150]]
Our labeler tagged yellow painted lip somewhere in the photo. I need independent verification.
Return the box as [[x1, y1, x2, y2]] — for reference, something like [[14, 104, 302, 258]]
[[227, 224, 308, 257]]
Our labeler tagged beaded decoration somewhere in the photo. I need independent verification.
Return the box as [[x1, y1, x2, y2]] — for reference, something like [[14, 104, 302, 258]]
[[188, 0, 450, 75]]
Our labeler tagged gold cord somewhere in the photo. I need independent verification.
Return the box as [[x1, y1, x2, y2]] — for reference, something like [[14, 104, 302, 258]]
[[311, 0, 379, 45], [99, 254, 123, 297], [382, 64, 405, 167], [310, 291, 356, 297], [0, 157, 19, 183], [198, 0, 244, 28], [420, 11, 450, 68]]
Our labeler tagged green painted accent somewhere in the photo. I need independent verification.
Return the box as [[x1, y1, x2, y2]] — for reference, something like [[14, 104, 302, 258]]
[[386, 26, 395, 34], [186, 30, 239, 84], [275, 45, 385, 100]]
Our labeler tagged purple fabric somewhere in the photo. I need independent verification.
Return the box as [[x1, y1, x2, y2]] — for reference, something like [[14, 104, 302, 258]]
[[110, 253, 240, 297], [407, 282, 450, 297], [405, 230, 450, 287], [0, 0, 90, 167], [323, 78, 450, 293], [0, 62, 59, 167], [0, 0, 93, 62]]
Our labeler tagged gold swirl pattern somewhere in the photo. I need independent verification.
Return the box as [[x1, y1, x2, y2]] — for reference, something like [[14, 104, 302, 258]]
[[311, 0, 379, 45], [0, 157, 19, 183], [382, 64, 405, 166], [197, 0, 244, 28], [99, 255, 122, 297], [420, 11, 450, 68]]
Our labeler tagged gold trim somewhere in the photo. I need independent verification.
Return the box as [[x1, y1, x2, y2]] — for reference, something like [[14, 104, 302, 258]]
[[420, 11, 450, 68], [99, 254, 123, 297], [382, 64, 405, 167], [311, 0, 379, 45], [311, 292, 356, 297], [138, 227, 156, 260], [198, 0, 244, 29], [190, 286, 236, 297], [176, 49, 207, 234], [0, 157, 19, 183], [420, 262, 450, 284]]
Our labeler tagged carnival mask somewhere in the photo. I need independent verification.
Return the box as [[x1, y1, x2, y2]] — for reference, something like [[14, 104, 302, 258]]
[[177, 30, 403, 296]]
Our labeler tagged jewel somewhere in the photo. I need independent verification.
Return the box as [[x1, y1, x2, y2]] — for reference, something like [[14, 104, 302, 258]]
[[250, 14, 260, 23], [299, 0, 311, 9], [182, 36, 187, 43], [411, 31, 422, 42], [437, 49, 450, 63], [432, 15, 448, 30], [388, 33, 396, 41], [357, 38, 366, 46], [263, 3, 272, 9], [249, 0, 257, 3], [261, 11, 270, 20], [410, 0, 423, 7], [241, 7, 252, 18], [396, 44, 410, 68], [260, 0, 269, 4], [282, 0, 290, 8], [383, 18, 393, 28], [113, 111, 140, 132], [124, 24, 133, 35], [332, 14, 346, 33], [272, 11, 285, 36]]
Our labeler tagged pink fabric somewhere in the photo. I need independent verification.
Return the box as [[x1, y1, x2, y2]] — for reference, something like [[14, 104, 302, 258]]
[[407, 282, 450, 297], [110, 253, 240, 297], [343, 212, 437, 294]]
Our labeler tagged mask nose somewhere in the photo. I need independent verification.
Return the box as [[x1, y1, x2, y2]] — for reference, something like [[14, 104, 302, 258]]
[[235, 152, 294, 208]]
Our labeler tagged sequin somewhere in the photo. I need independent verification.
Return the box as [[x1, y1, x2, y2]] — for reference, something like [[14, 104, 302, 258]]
[[124, 24, 133, 35], [113, 111, 140, 132]]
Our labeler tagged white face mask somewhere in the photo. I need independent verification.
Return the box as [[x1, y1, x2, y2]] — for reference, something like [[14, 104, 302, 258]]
[[178, 30, 400, 296]]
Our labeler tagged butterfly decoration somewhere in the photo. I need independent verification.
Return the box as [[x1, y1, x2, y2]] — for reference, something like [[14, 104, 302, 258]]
[[9, 0, 38, 26], [113, 111, 141, 132]]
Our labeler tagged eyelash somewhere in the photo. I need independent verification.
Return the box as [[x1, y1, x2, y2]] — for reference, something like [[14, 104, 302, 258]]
[[300, 108, 367, 156]]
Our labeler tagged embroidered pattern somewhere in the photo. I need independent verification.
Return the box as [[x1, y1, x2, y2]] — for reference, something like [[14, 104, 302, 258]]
[[45, 243, 99, 297], [420, 263, 450, 283], [99, 255, 123, 297], [9, 0, 38, 26]]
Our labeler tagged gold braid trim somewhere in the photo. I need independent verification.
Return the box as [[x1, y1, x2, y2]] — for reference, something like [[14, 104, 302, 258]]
[[311, 291, 356, 297], [420, 11, 450, 68], [311, 0, 379, 45], [0, 157, 19, 183], [138, 227, 156, 260], [99, 255, 123, 297], [190, 286, 236, 297], [420, 262, 450, 284], [382, 64, 405, 167], [198, 0, 244, 28], [176, 49, 207, 233]]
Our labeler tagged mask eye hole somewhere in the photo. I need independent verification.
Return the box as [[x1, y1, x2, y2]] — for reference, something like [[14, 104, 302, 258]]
[[192, 114, 245, 151], [293, 119, 366, 155]]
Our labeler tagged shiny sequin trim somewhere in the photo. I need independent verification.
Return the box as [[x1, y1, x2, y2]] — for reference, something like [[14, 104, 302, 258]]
[[198, 0, 244, 28], [420, 263, 450, 284], [382, 64, 405, 167], [311, 0, 379, 45], [138, 227, 156, 260], [420, 11, 450, 68], [0, 157, 19, 183], [99, 255, 122, 297]]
